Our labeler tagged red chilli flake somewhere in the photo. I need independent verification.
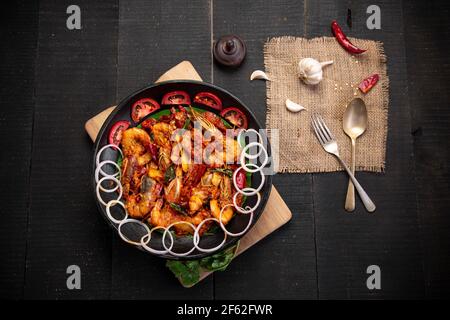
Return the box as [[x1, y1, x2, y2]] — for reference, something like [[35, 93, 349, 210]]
[[358, 74, 380, 94]]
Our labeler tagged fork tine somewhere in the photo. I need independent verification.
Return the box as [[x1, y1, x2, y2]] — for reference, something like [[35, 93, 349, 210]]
[[315, 116, 331, 142], [317, 115, 334, 140], [313, 115, 328, 144], [311, 114, 325, 145]]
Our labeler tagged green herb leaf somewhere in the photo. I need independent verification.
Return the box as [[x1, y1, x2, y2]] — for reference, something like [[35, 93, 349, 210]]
[[211, 168, 233, 177], [203, 224, 220, 236], [166, 260, 200, 286], [199, 245, 237, 272], [246, 170, 252, 187], [169, 202, 188, 216], [164, 165, 176, 183], [222, 119, 233, 129], [116, 154, 123, 168], [182, 118, 191, 129]]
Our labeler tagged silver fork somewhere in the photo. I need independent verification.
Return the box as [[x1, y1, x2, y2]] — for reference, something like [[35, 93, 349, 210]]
[[311, 114, 376, 212]]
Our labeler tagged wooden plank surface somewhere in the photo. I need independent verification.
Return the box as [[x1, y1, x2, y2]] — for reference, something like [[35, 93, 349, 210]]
[[2, 0, 450, 299], [0, 1, 39, 299], [307, 0, 424, 298], [212, 0, 318, 299], [24, 0, 118, 299], [403, 0, 450, 298], [110, 0, 214, 299]]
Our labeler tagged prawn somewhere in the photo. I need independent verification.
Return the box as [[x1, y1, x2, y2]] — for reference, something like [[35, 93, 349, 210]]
[[210, 176, 234, 224], [126, 176, 162, 219], [149, 199, 210, 235], [121, 127, 154, 166]]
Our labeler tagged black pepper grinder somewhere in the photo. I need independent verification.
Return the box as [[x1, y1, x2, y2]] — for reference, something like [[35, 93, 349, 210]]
[[213, 35, 246, 68]]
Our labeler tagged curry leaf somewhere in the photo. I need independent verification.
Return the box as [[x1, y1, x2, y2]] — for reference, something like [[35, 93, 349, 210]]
[[169, 202, 188, 216], [199, 244, 237, 272], [211, 168, 233, 177], [164, 165, 176, 183], [166, 260, 200, 286], [182, 118, 191, 129]]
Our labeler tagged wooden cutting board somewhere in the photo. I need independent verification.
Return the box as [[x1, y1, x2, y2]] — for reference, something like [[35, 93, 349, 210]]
[[85, 61, 292, 287]]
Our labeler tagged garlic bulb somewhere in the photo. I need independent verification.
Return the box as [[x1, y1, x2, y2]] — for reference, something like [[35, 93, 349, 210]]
[[297, 58, 333, 85]]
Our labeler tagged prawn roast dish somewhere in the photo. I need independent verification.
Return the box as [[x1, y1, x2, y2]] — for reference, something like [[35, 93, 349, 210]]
[[93, 81, 272, 259]]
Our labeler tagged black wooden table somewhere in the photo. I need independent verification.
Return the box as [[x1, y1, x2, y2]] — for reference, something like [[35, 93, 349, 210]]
[[1, 0, 449, 299]]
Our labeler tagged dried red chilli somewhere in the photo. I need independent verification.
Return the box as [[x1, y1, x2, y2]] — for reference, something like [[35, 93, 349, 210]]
[[331, 20, 366, 54], [358, 74, 379, 94]]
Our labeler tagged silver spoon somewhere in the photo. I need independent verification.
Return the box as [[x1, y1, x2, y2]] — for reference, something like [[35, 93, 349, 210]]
[[343, 98, 368, 212]]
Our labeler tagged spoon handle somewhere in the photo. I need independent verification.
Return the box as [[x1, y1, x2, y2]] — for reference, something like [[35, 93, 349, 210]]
[[345, 139, 356, 211], [336, 156, 376, 213]]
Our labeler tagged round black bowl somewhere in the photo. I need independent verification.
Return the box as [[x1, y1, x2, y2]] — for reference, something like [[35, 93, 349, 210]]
[[93, 80, 272, 260]]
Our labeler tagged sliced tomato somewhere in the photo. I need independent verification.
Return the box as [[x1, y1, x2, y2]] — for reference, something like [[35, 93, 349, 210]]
[[193, 92, 222, 110], [131, 98, 160, 122], [220, 107, 248, 129], [161, 91, 191, 105], [108, 120, 130, 146], [235, 170, 246, 189]]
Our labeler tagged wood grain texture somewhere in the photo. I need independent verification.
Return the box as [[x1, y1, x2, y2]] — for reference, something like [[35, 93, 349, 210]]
[[85, 106, 115, 142], [0, 1, 38, 299], [307, 0, 424, 298], [3, 0, 449, 300], [403, 0, 450, 298], [212, 0, 318, 299], [110, 0, 214, 299], [24, 0, 118, 299]]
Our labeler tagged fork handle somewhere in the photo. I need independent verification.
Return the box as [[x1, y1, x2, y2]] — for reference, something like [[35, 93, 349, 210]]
[[337, 156, 376, 213]]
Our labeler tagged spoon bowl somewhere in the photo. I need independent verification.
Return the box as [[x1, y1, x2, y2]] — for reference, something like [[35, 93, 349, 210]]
[[343, 98, 368, 212], [343, 98, 368, 139]]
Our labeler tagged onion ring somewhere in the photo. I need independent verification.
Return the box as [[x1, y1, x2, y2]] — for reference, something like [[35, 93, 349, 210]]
[[105, 200, 128, 224], [118, 218, 151, 246], [240, 142, 268, 172], [93, 124, 268, 257], [96, 144, 123, 169], [233, 189, 261, 214], [162, 221, 196, 257], [95, 160, 121, 192], [96, 176, 122, 206], [96, 159, 121, 180], [233, 164, 265, 196], [237, 128, 263, 149], [219, 204, 254, 237], [141, 226, 174, 255], [193, 218, 227, 253]]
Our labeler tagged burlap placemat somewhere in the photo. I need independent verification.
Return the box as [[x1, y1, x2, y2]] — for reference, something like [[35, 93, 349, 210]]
[[264, 36, 388, 173]]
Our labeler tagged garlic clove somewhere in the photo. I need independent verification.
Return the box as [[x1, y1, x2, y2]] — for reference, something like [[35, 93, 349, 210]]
[[285, 99, 305, 113], [250, 70, 270, 81]]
